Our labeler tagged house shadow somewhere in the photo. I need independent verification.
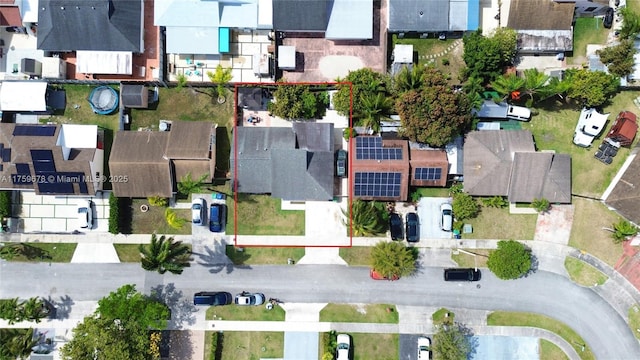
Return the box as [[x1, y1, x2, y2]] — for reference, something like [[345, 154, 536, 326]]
[[150, 283, 196, 329]]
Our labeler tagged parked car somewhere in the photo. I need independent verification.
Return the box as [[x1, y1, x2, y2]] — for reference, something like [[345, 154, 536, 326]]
[[193, 292, 232, 306], [336, 149, 347, 177], [77, 200, 93, 229], [336, 333, 351, 360], [235, 291, 265, 306], [209, 204, 225, 232], [405, 212, 419, 242], [389, 212, 403, 240], [604, 7, 614, 28], [443, 268, 481, 282], [191, 198, 205, 225], [418, 336, 431, 360], [440, 203, 453, 232], [369, 268, 399, 281]]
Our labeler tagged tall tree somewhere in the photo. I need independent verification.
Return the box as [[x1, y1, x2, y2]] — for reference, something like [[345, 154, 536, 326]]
[[342, 200, 387, 237], [396, 68, 472, 147], [487, 240, 532, 280], [97, 285, 170, 330], [597, 39, 637, 78], [139, 234, 191, 275], [370, 241, 418, 279], [394, 65, 425, 93], [358, 92, 393, 133], [432, 323, 473, 360], [619, 7, 640, 40], [333, 68, 389, 120], [565, 69, 619, 107], [177, 172, 209, 196], [463, 28, 517, 84], [490, 74, 524, 101], [521, 68, 551, 106], [0, 328, 38, 360], [268, 82, 328, 119]]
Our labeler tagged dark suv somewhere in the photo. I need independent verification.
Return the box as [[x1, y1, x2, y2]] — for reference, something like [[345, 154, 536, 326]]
[[444, 268, 481, 281], [405, 212, 419, 242], [603, 7, 614, 29], [193, 292, 232, 306], [389, 213, 403, 240]]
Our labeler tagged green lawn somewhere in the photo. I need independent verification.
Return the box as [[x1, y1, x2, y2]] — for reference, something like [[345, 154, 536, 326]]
[[391, 35, 465, 84], [564, 257, 608, 286], [113, 244, 141, 262], [339, 247, 372, 266], [451, 249, 490, 268], [568, 17, 610, 65], [226, 246, 305, 265], [319, 304, 399, 323], [0, 243, 77, 262], [487, 311, 594, 360], [629, 305, 640, 340], [218, 331, 283, 360], [432, 308, 454, 326], [352, 333, 399, 360], [45, 85, 120, 131], [227, 193, 305, 235], [540, 339, 570, 360], [461, 206, 537, 240], [206, 304, 285, 321], [130, 199, 192, 235], [412, 187, 451, 198]]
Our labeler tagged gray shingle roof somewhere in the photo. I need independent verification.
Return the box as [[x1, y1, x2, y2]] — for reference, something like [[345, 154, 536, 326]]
[[605, 151, 640, 225], [273, 0, 329, 31], [509, 152, 571, 203], [37, 0, 143, 52]]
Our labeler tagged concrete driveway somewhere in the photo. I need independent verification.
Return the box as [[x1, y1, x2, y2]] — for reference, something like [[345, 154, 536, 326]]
[[190, 193, 228, 236], [417, 197, 453, 240], [399, 334, 422, 360], [472, 335, 538, 360]]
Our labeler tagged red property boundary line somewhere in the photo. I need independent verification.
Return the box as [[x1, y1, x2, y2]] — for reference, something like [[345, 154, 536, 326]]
[[232, 81, 353, 248]]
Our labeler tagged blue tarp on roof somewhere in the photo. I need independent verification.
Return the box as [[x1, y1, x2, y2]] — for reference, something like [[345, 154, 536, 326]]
[[467, 0, 480, 30]]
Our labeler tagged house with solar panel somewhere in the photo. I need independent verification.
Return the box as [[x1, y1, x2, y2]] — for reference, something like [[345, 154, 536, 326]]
[[0, 124, 104, 196], [351, 136, 449, 201]]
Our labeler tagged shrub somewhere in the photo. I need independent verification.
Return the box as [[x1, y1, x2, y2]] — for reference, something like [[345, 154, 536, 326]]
[[108, 193, 119, 234], [532, 198, 550, 213], [481, 196, 508, 208], [487, 240, 532, 280], [148, 196, 168, 207], [0, 191, 11, 218], [452, 193, 480, 220], [322, 330, 337, 355], [442, 58, 450, 66]]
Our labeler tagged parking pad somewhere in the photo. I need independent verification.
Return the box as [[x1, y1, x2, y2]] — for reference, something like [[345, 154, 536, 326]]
[[417, 197, 454, 240]]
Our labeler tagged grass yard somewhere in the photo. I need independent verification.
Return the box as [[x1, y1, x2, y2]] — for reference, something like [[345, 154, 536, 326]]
[[461, 206, 537, 240], [569, 198, 624, 266], [226, 246, 305, 265], [206, 304, 285, 321], [390, 35, 466, 84], [352, 333, 399, 360], [628, 305, 640, 340], [113, 244, 141, 262], [339, 246, 372, 266], [45, 85, 120, 131], [568, 17, 610, 65], [0, 243, 77, 262], [412, 187, 451, 198], [218, 331, 283, 360], [130, 199, 192, 235], [564, 257, 608, 286], [630, 0, 640, 14], [487, 311, 594, 360], [451, 249, 490, 268], [432, 308, 454, 326], [319, 304, 399, 323], [227, 193, 305, 235], [540, 339, 570, 360]]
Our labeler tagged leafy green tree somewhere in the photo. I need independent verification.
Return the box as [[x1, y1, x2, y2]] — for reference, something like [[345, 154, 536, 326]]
[[268, 83, 328, 119], [370, 241, 418, 278], [207, 64, 233, 98], [333, 68, 389, 120], [342, 200, 387, 237], [490, 74, 524, 101], [139, 234, 191, 274], [394, 65, 425, 93], [0, 328, 38, 360], [177, 172, 209, 196], [531, 198, 550, 213], [619, 7, 640, 40], [359, 92, 393, 133], [452, 193, 480, 220], [396, 68, 472, 147], [432, 322, 472, 360], [565, 69, 619, 107], [611, 220, 639, 244], [597, 39, 637, 78], [487, 240, 532, 280], [97, 285, 170, 330], [463, 28, 517, 84]]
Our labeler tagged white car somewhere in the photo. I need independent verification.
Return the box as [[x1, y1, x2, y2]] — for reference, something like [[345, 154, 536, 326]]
[[336, 333, 351, 360], [234, 292, 265, 306], [191, 198, 205, 225], [77, 200, 93, 229], [418, 336, 431, 359], [440, 203, 453, 232]]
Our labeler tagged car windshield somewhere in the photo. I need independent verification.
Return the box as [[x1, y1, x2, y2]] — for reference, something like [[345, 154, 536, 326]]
[[419, 346, 429, 351], [192, 204, 201, 210], [443, 209, 452, 215], [338, 343, 349, 350]]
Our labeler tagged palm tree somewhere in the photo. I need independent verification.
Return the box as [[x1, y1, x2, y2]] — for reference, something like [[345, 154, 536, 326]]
[[611, 220, 638, 244], [21, 297, 48, 323], [358, 93, 393, 134], [370, 241, 417, 279], [164, 208, 187, 230], [394, 65, 425, 93], [531, 198, 550, 214], [207, 64, 233, 100], [521, 68, 551, 106], [537, 77, 571, 103], [342, 200, 387, 237], [490, 74, 524, 101], [139, 234, 191, 274], [1, 328, 38, 360], [0, 297, 21, 324], [177, 172, 209, 196]]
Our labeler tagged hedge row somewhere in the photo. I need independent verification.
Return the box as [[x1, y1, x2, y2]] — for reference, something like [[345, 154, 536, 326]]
[[208, 331, 224, 360], [108, 193, 119, 234], [0, 191, 11, 218]]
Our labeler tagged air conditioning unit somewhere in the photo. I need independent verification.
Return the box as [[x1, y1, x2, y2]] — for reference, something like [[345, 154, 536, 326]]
[[159, 120, 172, 131]]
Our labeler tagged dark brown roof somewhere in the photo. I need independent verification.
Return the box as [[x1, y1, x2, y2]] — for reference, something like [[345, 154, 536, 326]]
[[409, 148, 449, 187], [174, 160, 211, 183], [508, 0, 574, 30], [605, 151, 640, 225], [165, 121, 216, 159], [508, 152, 572, 203]]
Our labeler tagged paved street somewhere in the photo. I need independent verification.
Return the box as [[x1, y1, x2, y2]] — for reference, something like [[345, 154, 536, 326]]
[[1, 262, 638, 359]]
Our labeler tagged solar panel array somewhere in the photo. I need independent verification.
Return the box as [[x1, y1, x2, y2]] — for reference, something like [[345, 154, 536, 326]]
[[414, 167, 442, 181], [354, 172, 402, 197], [13, 125, 56, 136], [12, 163, 32, 185], [32, 150, 56, 174], [355, 136, 403, 160]]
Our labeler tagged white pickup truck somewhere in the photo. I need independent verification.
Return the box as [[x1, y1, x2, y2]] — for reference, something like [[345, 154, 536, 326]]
[[573, 108, 609, 147]]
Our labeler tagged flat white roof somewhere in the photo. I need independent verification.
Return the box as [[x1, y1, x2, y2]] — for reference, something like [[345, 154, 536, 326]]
[[57, 124, 98, 149], [21, 0, 38, 23], [278, 46, 296, 69], [76, 51, 132, 75], [0, 81, 47, 111], [393, 44, 414, 64], [257, 0, 273, 28]]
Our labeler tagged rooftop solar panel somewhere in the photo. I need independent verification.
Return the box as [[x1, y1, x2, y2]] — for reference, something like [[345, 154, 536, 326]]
[[415, 167, 442, 181], [354, 171, 402, 197], [13, 125, 56, 136], [355, 136, 403, 160], [15, 163, 30, 175], [38, 182, 74, 194], [34, 162, 56, 173], [2, 148, 11, 162], [30, 150, 54, 162]]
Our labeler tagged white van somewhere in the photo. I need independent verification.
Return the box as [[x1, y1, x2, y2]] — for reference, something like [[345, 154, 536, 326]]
[[506, 105, 531, 121]]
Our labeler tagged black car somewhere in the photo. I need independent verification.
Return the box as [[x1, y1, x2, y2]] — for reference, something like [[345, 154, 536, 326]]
[[405, 212, 419, 242], [193, 292, 233, 306], [389, 213, 403, 240], [335, 149, 347, 177], [443, 268, 481, 282], [603, 7, 614, 29]]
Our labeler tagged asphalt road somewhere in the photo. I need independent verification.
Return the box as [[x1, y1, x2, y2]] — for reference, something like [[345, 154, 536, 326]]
[[1, 262, 639, 359]]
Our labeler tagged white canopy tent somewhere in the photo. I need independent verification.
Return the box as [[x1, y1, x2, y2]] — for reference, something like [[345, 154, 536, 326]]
[[76, 51, 133, 75], [0, 81, 47, 111]]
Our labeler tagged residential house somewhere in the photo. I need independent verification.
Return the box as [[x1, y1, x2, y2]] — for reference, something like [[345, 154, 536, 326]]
[[508, 0, 574, 54], [463, 130, 572, 203], [231, 123, 335, 201], [38, 0, 144, 76], [604, 149, 640, 225], [0, 123, 104, 195], [387, 0, 480, 36], [351, 136, 449, 202], [109, 121, 216, 198]]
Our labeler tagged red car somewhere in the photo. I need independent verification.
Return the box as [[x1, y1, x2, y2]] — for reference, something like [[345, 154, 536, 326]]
[[370, 269, 399, 281]]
